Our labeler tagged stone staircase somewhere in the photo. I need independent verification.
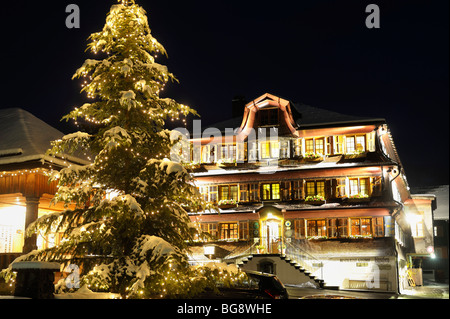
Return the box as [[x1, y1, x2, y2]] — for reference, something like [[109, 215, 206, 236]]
[[235, 243, 339, 290]]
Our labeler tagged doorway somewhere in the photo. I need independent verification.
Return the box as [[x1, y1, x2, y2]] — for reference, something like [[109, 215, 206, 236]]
[[264, 219, 281, 254]]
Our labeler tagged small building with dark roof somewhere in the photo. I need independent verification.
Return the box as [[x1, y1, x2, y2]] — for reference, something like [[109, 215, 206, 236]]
[[0, 108, 87, 268]]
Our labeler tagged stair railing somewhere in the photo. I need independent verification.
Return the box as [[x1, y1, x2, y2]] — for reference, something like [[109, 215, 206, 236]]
[[225, 241, 258, 265], [284, 241, 324, 280]]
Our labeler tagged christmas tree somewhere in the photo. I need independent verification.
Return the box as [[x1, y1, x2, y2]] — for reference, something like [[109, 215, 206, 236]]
[[20, 0, 208, 298]]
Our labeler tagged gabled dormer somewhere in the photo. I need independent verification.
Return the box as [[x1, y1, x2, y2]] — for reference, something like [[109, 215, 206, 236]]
[[237, 93, 299, 139]]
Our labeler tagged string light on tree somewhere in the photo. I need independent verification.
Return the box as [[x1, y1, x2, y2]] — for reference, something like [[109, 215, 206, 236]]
[[0, 0, 214, 299]]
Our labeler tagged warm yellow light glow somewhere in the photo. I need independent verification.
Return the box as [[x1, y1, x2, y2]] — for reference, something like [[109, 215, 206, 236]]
[[0, 206, 26, 253]]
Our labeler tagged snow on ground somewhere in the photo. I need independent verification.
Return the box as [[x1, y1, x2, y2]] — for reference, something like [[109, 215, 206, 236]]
[[54, 285, 120, 299]]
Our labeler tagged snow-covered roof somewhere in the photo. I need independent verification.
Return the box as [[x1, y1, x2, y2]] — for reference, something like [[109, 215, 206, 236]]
[[411, 185, 449, 220], [0, 108, 87, 168], [200, 93, 386, 134], [291, 102, 385, 128]]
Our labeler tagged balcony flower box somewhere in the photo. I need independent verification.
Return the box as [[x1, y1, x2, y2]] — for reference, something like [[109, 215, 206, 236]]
[[218, 199, 237, 209], [305, 195, 326, 206], [343, 151, 367, 160], [349, 234, 373, 239], [303, 152, 323, 162], [217, 159, 237, 168], [346, 194, 370, 204]]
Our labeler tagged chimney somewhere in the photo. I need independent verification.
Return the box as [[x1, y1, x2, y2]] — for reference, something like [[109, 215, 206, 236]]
[[232, 95, 247, 118]]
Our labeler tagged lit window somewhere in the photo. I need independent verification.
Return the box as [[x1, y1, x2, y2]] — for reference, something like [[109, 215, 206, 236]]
[[270, 142, 280, 158], [305, 139, 314, 153], [373, 217, 384, 237], [260, 142, 271, 159], [351, 218, 361, 235], [292, 180, 303, 200], [315, 138, 324, 155], [356, 136, 366, 152], [280, 141, 289, 158], [351, 218, 372, 236], [271, 184, 280, 200], [334, 136, 345, 154], [220, 145, 228, 160], [316, 181, 325, 197], [307, 220, 326, 237], [209, 186, 218, 203], [219, 185, 229, 201], [346, 136, 355, 153], [230, 185, 238, 201], [239, 184, 249, 202], [248, 142, 257, 161], [199, 186, 209, 202], [349, 179, 359, 196], [201, 145, 210, 163], [0, 206, 26, 253], [294, 139, 302, 157], [294, 219, 305, 239], [338, 218, 348, 237], [306, 180, 326, 198], [262, 184, 271, 200], [237, 142, 246, 162], [261, 183, 280, 200], [306, 182, 315, 197], [249, 183, 259, 201], [336, 178, 346, 197], [220, 223, 238, 240], [201, 223, 218, 240], [349, 178, 370, 196], [239, 221, 249, 240], [410, 214, 424, 237], [361, 218, 371, 236], [360, 179, 368, 195]]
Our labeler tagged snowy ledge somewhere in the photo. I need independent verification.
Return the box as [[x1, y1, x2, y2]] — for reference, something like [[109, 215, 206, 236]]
[[11, 261, 61, 271]]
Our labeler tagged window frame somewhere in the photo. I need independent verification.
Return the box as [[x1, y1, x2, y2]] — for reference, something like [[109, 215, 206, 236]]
[[307, 219, 327, 237], [259, 108, 279, 126], [261, 183, 281, 201], [220, 222, 239, 240], [305, 180, 326, 198], [350, 217, 372, 237]]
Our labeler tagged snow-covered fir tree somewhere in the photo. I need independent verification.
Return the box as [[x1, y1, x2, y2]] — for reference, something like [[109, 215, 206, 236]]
[[17, 0, 212, 298]]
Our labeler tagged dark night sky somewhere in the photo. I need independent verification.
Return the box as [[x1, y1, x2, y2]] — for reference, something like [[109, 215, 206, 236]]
[[0, 0, 448, 187]]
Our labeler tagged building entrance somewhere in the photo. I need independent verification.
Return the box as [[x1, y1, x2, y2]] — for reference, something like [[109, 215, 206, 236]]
[[263, 219, 282, 254]]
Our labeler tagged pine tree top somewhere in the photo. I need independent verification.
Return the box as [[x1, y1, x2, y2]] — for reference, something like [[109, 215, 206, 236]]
[[119, 0, 135, 6]]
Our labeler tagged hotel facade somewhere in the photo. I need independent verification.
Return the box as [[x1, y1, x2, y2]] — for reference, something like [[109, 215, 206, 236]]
[[186, 93, 436, 293], [0, 96, 437, 294]]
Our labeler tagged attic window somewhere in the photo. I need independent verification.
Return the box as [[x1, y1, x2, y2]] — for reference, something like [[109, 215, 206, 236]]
[[0, 148, 23, 158], [259, 108, 279, 126]]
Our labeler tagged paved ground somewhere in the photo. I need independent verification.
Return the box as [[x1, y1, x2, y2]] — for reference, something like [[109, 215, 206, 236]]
[[286, 280, 449, 299]]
